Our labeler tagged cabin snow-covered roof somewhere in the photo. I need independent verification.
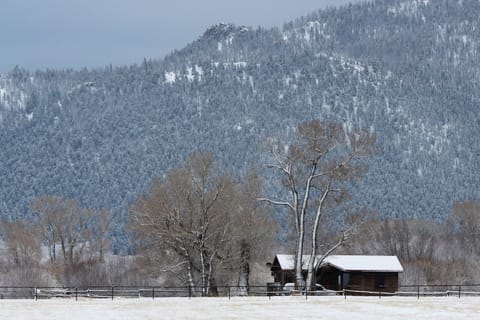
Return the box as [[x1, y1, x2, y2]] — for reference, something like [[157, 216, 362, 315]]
[[320, 255, 404, 272], [273, 254, 403, 273], [275, 254, 320, 270]]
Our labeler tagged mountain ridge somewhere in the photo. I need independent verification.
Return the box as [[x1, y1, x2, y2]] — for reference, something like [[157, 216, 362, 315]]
[[1, 0, 479, 249]]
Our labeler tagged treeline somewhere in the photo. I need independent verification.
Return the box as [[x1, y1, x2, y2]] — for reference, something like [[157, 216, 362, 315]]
[[1, 120, 479, 290], [346, 200, 480, 284], [0, 196, 144, 287], [2, 189, 478, 288]]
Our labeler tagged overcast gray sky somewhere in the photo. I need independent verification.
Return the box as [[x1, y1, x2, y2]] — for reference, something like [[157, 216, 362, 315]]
[[0, 0, 360, 73]]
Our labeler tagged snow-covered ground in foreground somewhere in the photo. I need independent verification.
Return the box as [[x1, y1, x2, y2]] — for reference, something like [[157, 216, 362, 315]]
[[0, 296, 479, 320]]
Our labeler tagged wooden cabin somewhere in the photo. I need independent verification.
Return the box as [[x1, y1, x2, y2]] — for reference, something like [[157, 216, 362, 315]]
[[317, 255, 403, 293], [269, 254, 403, 294], [268, 254, 316, 286]]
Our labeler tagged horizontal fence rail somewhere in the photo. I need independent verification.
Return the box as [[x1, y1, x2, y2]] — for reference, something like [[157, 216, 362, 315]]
[[0, 284, 480, 300]]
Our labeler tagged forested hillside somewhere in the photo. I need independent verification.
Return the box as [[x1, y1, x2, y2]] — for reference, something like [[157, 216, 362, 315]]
[[1, 0, 479, 251]]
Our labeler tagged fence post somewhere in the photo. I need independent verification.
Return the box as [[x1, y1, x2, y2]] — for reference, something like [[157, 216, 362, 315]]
[[75, 287, 78, 301], [111, 286, 114, 300], [344, 289, 346, 300], [152, 287, 155, 300], [458, 285, 461, 299], [417, 286, 420, 299], [35, 287, 37, 301], [188, 286, 192, 299]]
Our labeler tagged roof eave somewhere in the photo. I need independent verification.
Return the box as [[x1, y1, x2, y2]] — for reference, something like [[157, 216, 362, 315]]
[[321, 262, 404, 273]]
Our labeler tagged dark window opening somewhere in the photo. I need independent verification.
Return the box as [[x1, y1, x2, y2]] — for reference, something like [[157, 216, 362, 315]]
[[375, 274, 385, 289], [342, 272, 350, 289]]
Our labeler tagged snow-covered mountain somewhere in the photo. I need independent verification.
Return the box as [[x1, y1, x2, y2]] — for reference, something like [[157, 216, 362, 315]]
[[1, 0, 479, 249]]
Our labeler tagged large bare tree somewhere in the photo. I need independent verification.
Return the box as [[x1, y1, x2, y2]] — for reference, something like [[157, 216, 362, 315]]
[[131, 153, 237, 295], [131, 153, 276, 295], [31, 196, 94, 268], [261, 119, 376, 289], [30, 196, 111, 285]]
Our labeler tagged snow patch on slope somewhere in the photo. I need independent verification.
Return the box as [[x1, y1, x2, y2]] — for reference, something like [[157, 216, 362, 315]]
[[0, 76, 27, 110], [283, 20, 331, 44], [186, 68, 194, 82], [233, 62, 247, 68], [195, 65, 204, 79], [387, 0, 430, 17], [165, 72, 176, 84], [165, 65, 206, 84], [164, 62, 249, 86]]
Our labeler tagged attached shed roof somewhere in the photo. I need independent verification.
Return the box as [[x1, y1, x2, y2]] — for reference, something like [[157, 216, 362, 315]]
[[273, 254, 403, 273], [275, 254, 319, 270]]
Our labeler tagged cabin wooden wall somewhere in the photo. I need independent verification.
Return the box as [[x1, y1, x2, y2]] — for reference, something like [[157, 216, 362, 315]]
[[349, 272, 398, 293], [271, 270, 295, 285], [317, 269, 341, 290], [318, 269, 399, 293]]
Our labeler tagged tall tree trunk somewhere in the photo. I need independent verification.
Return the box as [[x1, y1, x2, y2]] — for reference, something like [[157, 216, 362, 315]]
[[295, 163, 317, 289], [306, 186, 329, 289], [306, 215, 321, 290], [209, 276, 218, 297], [206, 252, 214, 296], [184, 250, 196, 297], [295, 222, 305, 289], [200, 250, 207, 296], [237, 239, 250, 296], [69, 244, 75, 267], [51, 228, 56, 263]]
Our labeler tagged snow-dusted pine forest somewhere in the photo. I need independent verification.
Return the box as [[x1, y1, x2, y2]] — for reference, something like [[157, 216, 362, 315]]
[[1, 0, 479, 252]]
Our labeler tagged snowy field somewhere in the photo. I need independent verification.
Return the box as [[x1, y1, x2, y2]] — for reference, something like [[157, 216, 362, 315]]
[[0, 296, 479, 320]]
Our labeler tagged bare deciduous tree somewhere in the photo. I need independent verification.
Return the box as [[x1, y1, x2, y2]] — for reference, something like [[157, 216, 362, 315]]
[[131, 153, 237, 296], [0, 220, 41, 268], [131, 154, 276, 295], [31, 196, 93, 267], [30, 196, 111, 285], [261, 120, 376, 289], [450, 200, 480, 255]]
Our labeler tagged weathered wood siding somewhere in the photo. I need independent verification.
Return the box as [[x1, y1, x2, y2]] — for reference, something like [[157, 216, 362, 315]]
[[318, 270, 399, 293], [349, 272, 398, 293], [317, 269, 341, 290]]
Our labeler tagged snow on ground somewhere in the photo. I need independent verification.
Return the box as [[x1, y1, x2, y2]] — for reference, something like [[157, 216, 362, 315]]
[[0, 296, 479, 320]]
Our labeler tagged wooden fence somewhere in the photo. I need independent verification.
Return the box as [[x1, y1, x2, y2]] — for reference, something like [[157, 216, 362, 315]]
[[0, 284, 480, 300]]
